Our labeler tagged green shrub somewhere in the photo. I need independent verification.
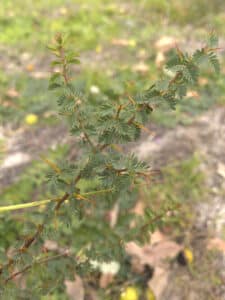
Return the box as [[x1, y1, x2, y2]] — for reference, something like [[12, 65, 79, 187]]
[[0, 32, 219, 298]]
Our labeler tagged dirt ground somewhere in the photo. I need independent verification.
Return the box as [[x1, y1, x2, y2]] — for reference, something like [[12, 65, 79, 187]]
[[134, 106, 225, 299]]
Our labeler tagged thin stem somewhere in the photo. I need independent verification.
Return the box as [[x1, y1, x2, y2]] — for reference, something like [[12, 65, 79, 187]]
[[116, 104, 123, 118], [58, 46, 69, 85], [78, 117, 97, 151], [19, 224, 44, 252], [55, 192, 69, 211], [4, 251, 70, 284]]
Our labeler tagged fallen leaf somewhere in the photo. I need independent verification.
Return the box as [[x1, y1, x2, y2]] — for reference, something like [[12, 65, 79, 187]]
[[6, 88, 20, 98], [155, 51, 165, 68], [43, 240, 58, 251], [90, 85, 100, 94], [118, 6, 127, 14], [1, 152, 30, 169], [132, 201, 145, 216], [207, 238, 225, 254], [31, 71, 49, 79], [20, 52, 32, 62], [154, 36, 177, 53], [186, 90, 200, 99], [85, 287, 99, 300], [99, 273, 114, 288], [148, 267, 169, 298], [137, 48, 147, 59], [109, 202, 119, 227], [150, 230, 165, 245], [217, 163, 225, 178], [112, 39, 130, 46], [1, 100, 18, 108], [65, 275, 84, 300], [198, 77, 209, 86], [8, 11, 15, 17], [59, 7, 68, 15], [132, 62, 149, 74], [43, 240, 71, 255], [126, 239, 182, 267], [111, 38, 136, 47]]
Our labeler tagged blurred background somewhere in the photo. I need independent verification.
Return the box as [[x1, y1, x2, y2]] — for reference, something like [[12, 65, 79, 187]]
[[0, 0, 225, 299]]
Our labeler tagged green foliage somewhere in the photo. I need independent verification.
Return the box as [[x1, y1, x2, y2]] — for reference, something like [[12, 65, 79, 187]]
[[144, 155, 205, 233], [0, 33, 219, 298]]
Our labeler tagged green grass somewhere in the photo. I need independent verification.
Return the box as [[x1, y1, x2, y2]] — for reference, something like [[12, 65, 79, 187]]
[[143, 154, 205, 234], [0, 144, 69, 256], [1, 0, 224, 126], [1, 0, 225, 52], [0, 139, 6, 165], [0, 144, 68, 206]]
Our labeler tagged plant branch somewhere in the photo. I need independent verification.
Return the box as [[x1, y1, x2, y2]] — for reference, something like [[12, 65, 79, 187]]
[[4, 251, 70, 284]]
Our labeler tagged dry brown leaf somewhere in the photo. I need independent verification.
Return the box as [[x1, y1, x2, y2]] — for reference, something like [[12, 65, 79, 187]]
[[65, 275, 84, 300], [132, 62, 149, 74], [11, 267, 27, 289], [217, 163, 225, 179], [155, 36, 177, 53], [85, 287, 99, 300], [186, 90, 200, 99], [43, 240, 71, 255], [148, 267, 169, 299], [44, 240, 58, 251], [111, 39, 130, 46], [150, 230, 166, 245], [1, 152, 30, 169], [107, 203, 119, 227], [137, 48, 147, 59], [6, 88, 20, 98], [59, 7, 68, 15], [99, 273, 114, 288], [111, 38, 136, 47], [126, 239, 181, 267], [1, 100, 18, 108], [155, 51, 166, 68], [31, 71, 49, 79], [132, 201, 145, 216], [198, 77, 209, 86], [207, 238, 225, 254], [21, 52, 32, 61]]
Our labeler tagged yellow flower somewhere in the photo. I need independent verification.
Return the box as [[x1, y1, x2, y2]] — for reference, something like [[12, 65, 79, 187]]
[[25, 114, 38, 125], [128, 39, 137, 48], [120, 286, 139, 300], [59, 7, 68, 15], [95, 45, 102, 53], [184, 248, 194, 264], [146, 288, 156, 300], [26, 63, 34, 72]]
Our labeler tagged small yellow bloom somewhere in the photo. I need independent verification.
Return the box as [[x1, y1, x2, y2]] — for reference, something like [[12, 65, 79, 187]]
[[59, 7, 68, 15], [95, 45, 102, 53], [25, 114, 38, 125], [184, 248, 194, 264], [26, 63, 34, 72], [120, 286, 139, 300], [146, 288, 156, 300], [128, 39, 137, 48]]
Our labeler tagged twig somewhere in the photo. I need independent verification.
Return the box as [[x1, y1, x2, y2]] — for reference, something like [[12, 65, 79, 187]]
[[4, 251, 70, 284]]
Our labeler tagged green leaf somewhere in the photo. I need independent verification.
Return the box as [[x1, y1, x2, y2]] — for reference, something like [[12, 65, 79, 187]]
[[51, 60, 62, 66], [48, 83, 62, 90]]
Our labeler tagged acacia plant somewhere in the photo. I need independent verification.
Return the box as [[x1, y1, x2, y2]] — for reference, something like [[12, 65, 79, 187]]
[[0, 33, 220, 298]]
